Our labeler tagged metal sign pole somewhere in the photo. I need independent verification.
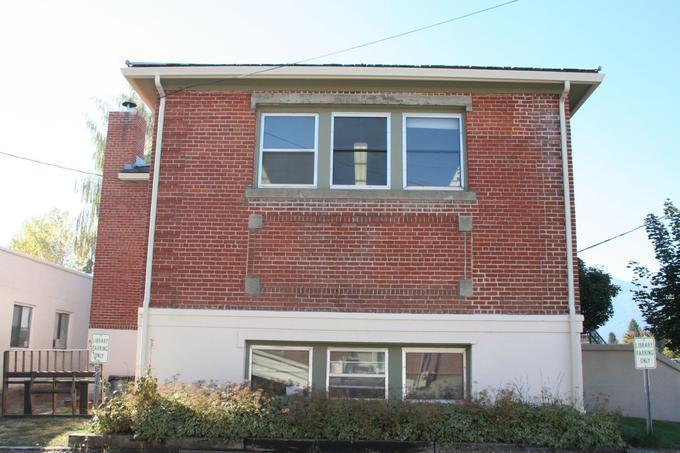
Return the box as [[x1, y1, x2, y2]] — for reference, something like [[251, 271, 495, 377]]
[[644, 368, 653, 435], [93, 361, 101, 407]]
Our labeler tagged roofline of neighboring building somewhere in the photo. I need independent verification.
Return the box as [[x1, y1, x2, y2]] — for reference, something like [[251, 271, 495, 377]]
[[122, 62, 604, 115], [0, 246, 93, 279]]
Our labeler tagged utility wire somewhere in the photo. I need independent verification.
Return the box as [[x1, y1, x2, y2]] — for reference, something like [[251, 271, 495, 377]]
[[167, 0, 520, 95], [0, 151, 102, 177], [578, 215, 669, 253], [4, 3, 521, 177]]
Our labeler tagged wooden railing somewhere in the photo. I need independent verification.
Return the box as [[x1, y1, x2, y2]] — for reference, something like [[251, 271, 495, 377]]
[[3, 349, 91, 375], [2, 349, 95, 416]]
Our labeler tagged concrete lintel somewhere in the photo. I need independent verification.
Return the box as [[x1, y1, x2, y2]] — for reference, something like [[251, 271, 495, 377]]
[[245, 188, 477, 202], [251, 92, 473, 111]]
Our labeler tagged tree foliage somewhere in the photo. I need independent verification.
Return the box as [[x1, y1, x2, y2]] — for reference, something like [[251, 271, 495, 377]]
[[74, 92, 153, 272], [630, 200, 680, 353], [578, 259, 619, 332], [620, 319, 646, 344], [607, 332, 617, 344], [10, 209, 86, 270]]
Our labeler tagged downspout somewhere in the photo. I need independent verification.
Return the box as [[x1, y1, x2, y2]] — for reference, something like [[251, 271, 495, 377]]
[[136, 75, 166, 377], [559, 80, 582, 405]]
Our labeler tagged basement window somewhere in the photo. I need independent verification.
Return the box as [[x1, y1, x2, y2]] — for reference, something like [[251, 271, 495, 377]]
[[250, 346, 312, 396], [259, 114, 318, 188], [331, 113, 390, 189], [327, 348, 388, 399], [403, 114, 464, 190], [402, 348, 466, 401]]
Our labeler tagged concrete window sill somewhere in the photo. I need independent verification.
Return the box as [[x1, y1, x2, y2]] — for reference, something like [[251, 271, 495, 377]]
[[117, 172, 149, 182], [245, 188, 477, 202]]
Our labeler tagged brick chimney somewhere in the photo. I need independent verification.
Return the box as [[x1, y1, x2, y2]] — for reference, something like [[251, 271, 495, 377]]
[[89, 111, 150, 332]]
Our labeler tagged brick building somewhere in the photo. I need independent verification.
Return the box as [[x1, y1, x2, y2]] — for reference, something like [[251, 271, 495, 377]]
[[89, 63, 602, 402]]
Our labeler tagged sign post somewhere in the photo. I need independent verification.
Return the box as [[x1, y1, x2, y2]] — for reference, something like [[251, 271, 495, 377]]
[[90, 334, 111, 408], [634, 336, 656, 436]]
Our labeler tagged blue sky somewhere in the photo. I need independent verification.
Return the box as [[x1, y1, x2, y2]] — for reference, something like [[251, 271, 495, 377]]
[[1, 0, 678, 315]]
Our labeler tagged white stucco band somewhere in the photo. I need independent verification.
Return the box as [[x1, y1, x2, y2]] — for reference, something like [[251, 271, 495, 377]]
[[143, 308, 584, 401]]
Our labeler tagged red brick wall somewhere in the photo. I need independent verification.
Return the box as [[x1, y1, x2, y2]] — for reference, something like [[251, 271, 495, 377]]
[[137, 90, 580, 315], [89, 112, 149, 329]]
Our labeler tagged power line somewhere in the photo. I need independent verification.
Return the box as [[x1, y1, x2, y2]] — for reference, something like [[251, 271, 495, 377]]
[[0, 151, 102, 177], [578, 215, 669, 253], [167, 0, 519, 95]]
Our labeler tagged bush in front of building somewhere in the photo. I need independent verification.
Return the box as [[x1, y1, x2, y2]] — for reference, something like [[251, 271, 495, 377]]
[[92, 376, 624, 449]]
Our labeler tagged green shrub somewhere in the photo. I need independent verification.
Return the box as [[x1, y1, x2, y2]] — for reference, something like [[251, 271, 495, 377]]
[[92, 376, 624, 448]]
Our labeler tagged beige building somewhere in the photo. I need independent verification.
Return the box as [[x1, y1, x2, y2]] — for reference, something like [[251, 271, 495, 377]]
[[0, 247, 92, 372], [583, 344, 680, 422]]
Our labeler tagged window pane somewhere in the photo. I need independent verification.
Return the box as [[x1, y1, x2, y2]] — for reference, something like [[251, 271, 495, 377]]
[[54, 313, 69, 348], [261, 152, 314, 185], [11, 305, 31, 348], [405, 117, 462, 188], [328, 376, 386, 399], [332, 116, 388, 186], [404, 351, 465, 400], [262, 116, 316, 150], [251, 348, 310, 396], [328, 350, 386, 399], [329, 351, 385, 375]]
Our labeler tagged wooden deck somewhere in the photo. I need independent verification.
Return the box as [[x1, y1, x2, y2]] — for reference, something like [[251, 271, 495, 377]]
[[2, 349, 95, 416]]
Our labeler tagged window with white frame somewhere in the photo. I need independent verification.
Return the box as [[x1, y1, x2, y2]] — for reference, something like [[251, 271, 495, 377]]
[[331, 114, 390, 188], [10, 304, 32, 348], [259, 114, 318, 187], [250, 346, 312, 396], [402, 348, 466, 401], [327, 348, 387, 399], [403, 114, 464, 189], [53, 312, 70, 349]]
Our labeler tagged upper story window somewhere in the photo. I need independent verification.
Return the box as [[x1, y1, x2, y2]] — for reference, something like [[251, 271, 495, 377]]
[[254, 110, 468, 194], [331, 113, 390, 189], [403, 114, 463, 190], [259, 114, 318, 188], [10, 304, 32, 348]]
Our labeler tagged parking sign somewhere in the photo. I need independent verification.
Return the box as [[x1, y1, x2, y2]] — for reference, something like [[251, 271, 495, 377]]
[[634, 337, 656, 370]]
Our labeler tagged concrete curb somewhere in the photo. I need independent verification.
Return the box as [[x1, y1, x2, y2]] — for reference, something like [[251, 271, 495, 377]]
[[68, 434, 630, 452]]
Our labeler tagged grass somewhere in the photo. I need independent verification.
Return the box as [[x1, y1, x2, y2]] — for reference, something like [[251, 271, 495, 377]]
[[619, 416, 680, 449], [0, 417, 90, 447]]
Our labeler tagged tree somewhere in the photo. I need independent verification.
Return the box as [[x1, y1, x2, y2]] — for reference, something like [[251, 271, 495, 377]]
[[10, 209, 85, 270], [630, 200, 680, 353], [578, 258, 620, 332], [621, 319, 643, 344], [607, 332, 618, 344], [74, 92, 153, 272]]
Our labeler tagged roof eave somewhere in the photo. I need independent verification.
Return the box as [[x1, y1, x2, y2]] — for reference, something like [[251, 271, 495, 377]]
[[122, 65, 604, 114]]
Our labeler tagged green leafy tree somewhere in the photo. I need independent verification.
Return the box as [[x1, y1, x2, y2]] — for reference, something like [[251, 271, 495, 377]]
[[10, 209, 84, 270], [74, 92, 153, 272], [621, 319, 643, 344], [578, 259, 619, 332], [607, 332, 617, 344], [630, 200, 680, 353]]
